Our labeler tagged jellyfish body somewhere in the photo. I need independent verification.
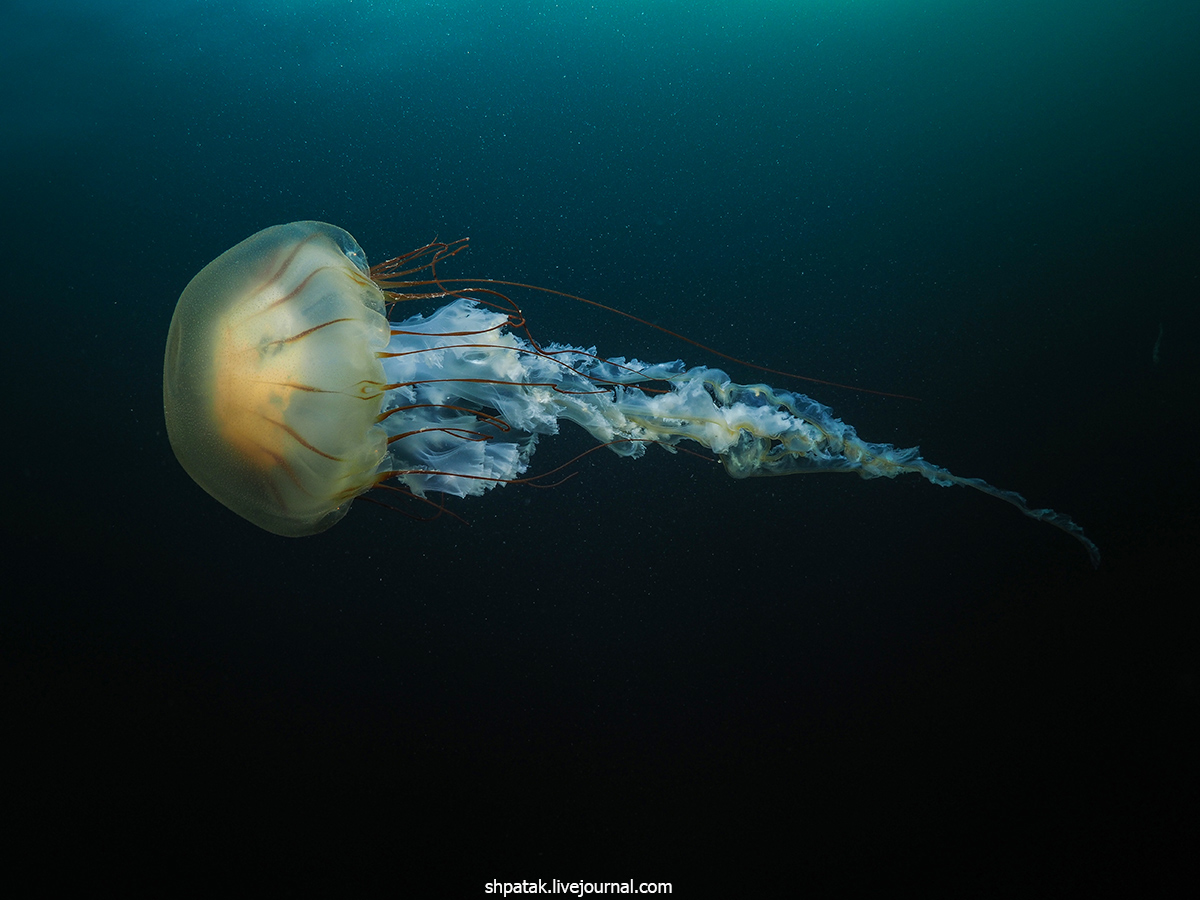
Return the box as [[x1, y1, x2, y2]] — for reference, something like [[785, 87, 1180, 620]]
[[164, 222, 1099, 565], [163, 222, 391, 536]]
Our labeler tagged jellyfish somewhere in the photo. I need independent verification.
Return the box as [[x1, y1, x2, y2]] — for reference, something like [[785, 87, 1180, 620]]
[[163, 221, 1100, 566]]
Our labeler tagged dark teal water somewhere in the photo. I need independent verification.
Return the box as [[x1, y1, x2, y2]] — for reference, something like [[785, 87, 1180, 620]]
[[2, 0, 1196, 889]]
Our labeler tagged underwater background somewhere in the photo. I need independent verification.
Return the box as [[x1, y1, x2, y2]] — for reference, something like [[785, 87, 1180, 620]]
[[2, 0, 1196, 889]]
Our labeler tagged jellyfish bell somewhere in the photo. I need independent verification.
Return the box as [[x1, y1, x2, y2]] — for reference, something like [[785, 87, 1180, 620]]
[[163, 221, 1100, 566], [163, 222, 391, 536]]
